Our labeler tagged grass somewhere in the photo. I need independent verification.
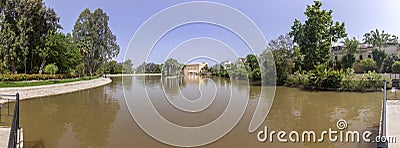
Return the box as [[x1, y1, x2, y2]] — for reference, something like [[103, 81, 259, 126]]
[[0, 76, 101, 88]]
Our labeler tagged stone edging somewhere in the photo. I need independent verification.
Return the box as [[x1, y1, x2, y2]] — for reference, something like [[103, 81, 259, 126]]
[[0, 78, 112, 103]]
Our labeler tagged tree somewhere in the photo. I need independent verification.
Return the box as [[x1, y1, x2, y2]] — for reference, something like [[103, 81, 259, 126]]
[[44, 63, 58, 75], [363, 29, 398, 50], [341, 38, 359, 69], [163, 58, 182, 76], [383, 55, 398, 73], [264, 34, 294, 85], [73, 8, 120, 75], [372, 49, 387, 72], [354, 58, 377, 73], [37, 31, 81, 74], [392, 61, 400, 74], [0, 0, 61, 74], [122, 59, 134, 73], [289, 1, 347, 70], [245, 54, 259, 72]]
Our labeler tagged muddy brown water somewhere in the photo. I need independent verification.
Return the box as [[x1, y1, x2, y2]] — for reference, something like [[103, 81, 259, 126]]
[[0, 76, 386, 148]]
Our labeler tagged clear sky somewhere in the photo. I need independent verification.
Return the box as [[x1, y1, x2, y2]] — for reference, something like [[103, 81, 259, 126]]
[[43, 0, 400, 65]]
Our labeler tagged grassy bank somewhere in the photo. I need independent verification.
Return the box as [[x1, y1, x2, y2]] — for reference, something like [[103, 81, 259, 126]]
[[0, 76, 101, 88]]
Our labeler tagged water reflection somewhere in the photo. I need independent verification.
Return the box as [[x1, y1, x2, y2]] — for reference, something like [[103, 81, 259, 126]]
[[20, 85, 120, 148], [10, 76, 383, 148]]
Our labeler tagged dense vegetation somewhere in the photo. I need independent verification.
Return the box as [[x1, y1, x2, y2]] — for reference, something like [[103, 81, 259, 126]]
[[205, 1, 398, 91], [0, 0, 129, 79]]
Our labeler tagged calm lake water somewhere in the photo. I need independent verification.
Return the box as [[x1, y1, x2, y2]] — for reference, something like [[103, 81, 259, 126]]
[[3, 76, 386, 148]]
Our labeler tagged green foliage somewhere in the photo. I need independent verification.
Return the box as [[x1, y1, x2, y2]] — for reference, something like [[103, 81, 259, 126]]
[[245, 54, 259, 71], [392, 61, 400, 74], [250, 68, 261, 80], [289, 1, 347, 70], [308, 64, 343, 89], [354, 58, 377, 73], [372, 49, 387, 72], [122, 59, 134, 73], [341, 38, 359, 68], [0, 0, 61, 74], [0, 74, 80, 81], [73, 8, 120, 75], [285, 71, 309, 86], [162, 58, 182, 76], [38, 31, 82, 74], [363, 29, 398, 50], [383, 55, 398, 73], [76, 63, 85, 77], [265, 34, 294, 85], [44, 64, 58, 75], [342, 71, 384, 91]]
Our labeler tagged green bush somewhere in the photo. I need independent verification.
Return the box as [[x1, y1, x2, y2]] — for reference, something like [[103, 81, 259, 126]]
[[0, 74, 79, 81], [341, 71, 384, 91], [308, 64, 343, 89], [354, 58, 377, 73], [285, 71, 309, 86], [392, 61, 400, 74], [44, 64, 59, 75], [250, 68, 261, 80]]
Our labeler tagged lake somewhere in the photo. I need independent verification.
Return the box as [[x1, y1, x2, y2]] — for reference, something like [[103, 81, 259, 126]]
[[6, 76, 385, 148]]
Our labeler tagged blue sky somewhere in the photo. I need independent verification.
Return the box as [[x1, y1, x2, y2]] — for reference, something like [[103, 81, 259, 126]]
[[43, 0, 400, 65]]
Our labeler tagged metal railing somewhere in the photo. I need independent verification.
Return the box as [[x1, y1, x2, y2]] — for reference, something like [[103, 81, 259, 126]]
[[378, 80, 388, 148], [0, 93, 20, 148]]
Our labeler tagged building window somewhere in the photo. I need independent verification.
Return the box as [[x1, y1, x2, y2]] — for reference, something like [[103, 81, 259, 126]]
[[335, 56, 338, 60], [359, 55, 363, 60], [368, 55, 372, 58]]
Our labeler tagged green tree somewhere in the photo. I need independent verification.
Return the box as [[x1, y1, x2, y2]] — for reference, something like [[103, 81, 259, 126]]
[[245, 54, 259, 72], [122, 59, 134, 73], [73, 8, 120, 75], [383, 55, 398, 73], [163, 58, 182, 76], [372, 49, 387, 72], [354, 58, 377, 73], [266, 34, 294, 85], [341, 38, 359, 68], [0, 0, 61, 74], [37, 31, 81, 74], [363, 29, 398, 50], [44, 63, 58, 75], [289, 1, 347, 70], [392, 61, 400, 74]]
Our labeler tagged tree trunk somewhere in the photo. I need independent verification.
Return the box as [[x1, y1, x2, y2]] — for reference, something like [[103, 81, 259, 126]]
[[10, 60, 16, 74], [39, 58, 46, 74]]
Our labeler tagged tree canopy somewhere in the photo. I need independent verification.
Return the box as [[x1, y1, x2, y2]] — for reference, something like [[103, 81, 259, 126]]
[[289, 1, 347, 70], [73, 8, 120, 75]]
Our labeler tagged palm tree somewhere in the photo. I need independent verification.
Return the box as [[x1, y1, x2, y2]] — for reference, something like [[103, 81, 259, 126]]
[[363, 29, 398, 50]]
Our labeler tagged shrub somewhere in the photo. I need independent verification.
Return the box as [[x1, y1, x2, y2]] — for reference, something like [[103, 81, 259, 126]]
[[392, 61, 400, 74], [0, 74, 79, 81], [308, 64, 343, 89], [76, 63, 85, 77], [341, 71, 384, 91], [44, 64, 59, 75], [285, 71, 309, 86], [250, 68, 261, 80], [354, 58, 377, 73]]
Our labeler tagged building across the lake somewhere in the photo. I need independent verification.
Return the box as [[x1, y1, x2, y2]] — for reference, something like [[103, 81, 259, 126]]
[[183, 62, 208, 75], [331, 43, 400, 61]]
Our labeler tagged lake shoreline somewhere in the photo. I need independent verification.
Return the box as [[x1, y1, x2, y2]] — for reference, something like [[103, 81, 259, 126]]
[[0, 77, 112, 103]]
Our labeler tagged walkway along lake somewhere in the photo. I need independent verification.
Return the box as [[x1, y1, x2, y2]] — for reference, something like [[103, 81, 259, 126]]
[[0, 76, 387, 148]]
